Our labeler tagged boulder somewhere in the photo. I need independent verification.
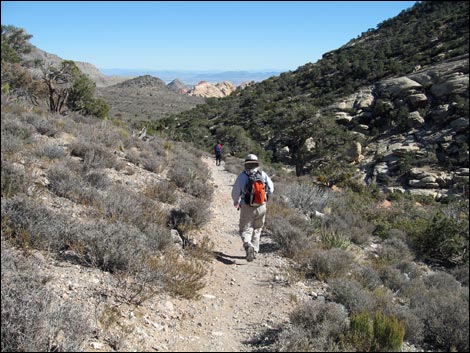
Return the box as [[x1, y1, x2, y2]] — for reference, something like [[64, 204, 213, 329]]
[[376, 77, 422, 97]]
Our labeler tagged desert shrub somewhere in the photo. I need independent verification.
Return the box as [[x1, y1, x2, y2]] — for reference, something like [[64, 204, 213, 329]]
[[388, 305, 425, 345], [168, 163, 212, 199], [1, 196, 77, 251], [47, 164, 99, 205], [265, 198, 313, 259], [380, 266, 411, 293], [406, 273, 469, 351], [99, 185, 167, 230], [126, 147, 164, 173], [34, 144, 68, 160], [344, 310, 374, 351], [141, 223, 173, 252], [223, 156, 244, 175], [279, 181, 334, 216], [74, 220, 152, 273], [304, 248, 354, 280], [1, 243, 92, 352], [1, 131, 24, 154], [353, 266, 383, 291], [1, 158, 29, 197], [276, 325, 316, 352], [328, 278, 376, 314], [375, 237, 413, 264], [1, 113, 35, 140], [25, 113, 59, 137], [451, 264, 469, 287], [186, 235, 216, 263], [170, 198, 211, 234], [84, 170, 111, 190], [277, 301, 349, 352], [181, 198, 211, 228], [70, 140, 122, 171], [167, 144, 213, 200], [327, 198, 374, 245], [266, 215, 310, 259], [410, 204, 469, 267], [1, 196, 170, 274], [143, 180, 178, 204]]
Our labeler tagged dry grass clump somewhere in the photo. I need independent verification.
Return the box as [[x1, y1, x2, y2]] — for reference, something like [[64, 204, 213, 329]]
[[146, 249, 208, 299]]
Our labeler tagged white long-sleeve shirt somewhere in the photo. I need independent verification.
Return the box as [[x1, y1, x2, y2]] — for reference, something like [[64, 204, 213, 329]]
[[231, 167, 274, 206]]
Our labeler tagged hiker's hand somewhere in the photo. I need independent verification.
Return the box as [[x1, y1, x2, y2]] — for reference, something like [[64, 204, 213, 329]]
[[234, 201, 239, 208]]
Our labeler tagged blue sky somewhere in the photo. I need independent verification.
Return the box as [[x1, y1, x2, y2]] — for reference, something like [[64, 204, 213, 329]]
[[2, 1, 416, 72]]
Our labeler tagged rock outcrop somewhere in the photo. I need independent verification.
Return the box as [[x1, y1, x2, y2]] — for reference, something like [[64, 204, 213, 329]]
[[319, 56, 469, 199], [187, 80, 237, 98]]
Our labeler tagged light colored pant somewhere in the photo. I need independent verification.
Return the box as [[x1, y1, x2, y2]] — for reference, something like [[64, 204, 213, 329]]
[[239, 203, 266, 253]]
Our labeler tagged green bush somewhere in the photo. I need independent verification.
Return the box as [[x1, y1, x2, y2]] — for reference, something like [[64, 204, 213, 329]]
[[319, 227, 350, 250], [347, 310, 374, 351], [372, 311, 405, 352], [343, 311, 405, 352], [412, 212, 469, 266]]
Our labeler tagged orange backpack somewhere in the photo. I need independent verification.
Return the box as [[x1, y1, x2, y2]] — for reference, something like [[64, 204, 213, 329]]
[[244, 169, 266, 206]]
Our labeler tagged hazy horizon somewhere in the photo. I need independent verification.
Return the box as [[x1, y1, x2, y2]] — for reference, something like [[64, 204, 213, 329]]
[[100, 68, 285, 86], [2, 1, 416, 72]]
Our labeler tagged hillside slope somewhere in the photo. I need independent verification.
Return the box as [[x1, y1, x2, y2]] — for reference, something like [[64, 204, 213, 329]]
[[96, 75, 205, 125], [158, 1, 469, 199]]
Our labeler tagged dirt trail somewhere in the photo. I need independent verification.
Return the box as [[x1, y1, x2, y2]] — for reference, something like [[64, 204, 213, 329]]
[[159, 156, 300, 352]]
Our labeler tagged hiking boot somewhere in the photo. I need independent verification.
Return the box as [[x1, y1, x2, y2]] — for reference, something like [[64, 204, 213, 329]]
[[246, 245, 255, 262]]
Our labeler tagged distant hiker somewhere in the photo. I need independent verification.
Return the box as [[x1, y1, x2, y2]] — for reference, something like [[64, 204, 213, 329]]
[[231, 154, 274, 262], [214, 141, 223, 166]]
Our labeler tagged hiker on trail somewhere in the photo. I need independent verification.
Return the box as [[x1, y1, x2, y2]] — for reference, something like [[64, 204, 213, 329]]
[[231, 154, 274, 262], [214, 141, 223, 166]]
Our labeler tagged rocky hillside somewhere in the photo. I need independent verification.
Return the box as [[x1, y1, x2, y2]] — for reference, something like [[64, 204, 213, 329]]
[[322, 56, 469, 200], [159, 1, 469, 200], [21, 44, 131, 87]]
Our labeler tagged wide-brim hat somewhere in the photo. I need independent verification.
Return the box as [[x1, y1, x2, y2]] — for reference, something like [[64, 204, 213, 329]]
[[244, 154, 259, 166]]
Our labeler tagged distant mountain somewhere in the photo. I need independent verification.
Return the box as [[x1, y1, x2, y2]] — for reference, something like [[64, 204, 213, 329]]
[[113, 75, 167, 89], [21, 45, 131, 87], [167, 79, 189, 94], [100, 69, 283, 86], [96, 75, 204, 124]]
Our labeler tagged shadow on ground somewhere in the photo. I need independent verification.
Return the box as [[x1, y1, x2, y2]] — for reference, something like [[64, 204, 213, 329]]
[[213, 251, 246, 265]]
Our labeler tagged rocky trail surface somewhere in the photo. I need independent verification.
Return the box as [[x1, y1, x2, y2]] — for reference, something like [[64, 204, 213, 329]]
[[150, 156, 309, 352]]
